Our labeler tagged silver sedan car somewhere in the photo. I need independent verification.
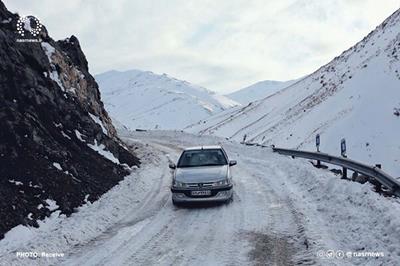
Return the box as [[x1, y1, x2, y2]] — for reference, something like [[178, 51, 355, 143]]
[[169, 145, 236, 205]]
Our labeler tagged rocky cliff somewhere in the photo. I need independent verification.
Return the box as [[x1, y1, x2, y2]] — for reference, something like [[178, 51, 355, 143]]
[[0, 0, 140, 239]]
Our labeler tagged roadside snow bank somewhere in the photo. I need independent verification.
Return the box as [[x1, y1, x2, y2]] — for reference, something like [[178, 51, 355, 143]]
[[270, 157, 400, 265], [0, 145, 164, 266]]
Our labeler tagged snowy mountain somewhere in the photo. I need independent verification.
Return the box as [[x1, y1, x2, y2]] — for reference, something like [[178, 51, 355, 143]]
[[95, 70, 239, 130], [226, 79, 297, 105], [187, 9, 400, 175]]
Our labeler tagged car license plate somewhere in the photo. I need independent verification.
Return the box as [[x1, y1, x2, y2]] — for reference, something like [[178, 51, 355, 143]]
[[191, 190, 211, 196]]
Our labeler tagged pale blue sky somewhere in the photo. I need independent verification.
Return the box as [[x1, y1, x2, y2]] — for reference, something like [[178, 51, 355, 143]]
[[4, 0, 400, 93]]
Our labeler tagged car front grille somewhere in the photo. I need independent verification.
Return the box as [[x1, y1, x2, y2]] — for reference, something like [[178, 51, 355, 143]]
[[187, 182, 214, 188]]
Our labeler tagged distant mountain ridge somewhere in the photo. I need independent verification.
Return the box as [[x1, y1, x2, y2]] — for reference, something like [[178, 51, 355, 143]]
[[226, 79, 298, 105], [96, 70, 240, 130]]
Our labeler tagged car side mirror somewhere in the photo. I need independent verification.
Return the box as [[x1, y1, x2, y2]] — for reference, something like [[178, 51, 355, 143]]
[[229, 160, 237, 166], [169, 163, 176, 169]]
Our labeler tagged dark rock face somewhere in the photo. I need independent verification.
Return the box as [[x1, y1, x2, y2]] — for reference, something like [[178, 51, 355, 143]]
[[0, 1, 140, 239]]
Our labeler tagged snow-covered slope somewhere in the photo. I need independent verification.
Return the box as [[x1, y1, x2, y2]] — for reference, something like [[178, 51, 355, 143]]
[[95, 70, 239, 130], [187, 9, 400, 175], [227, 79, 297, 105]]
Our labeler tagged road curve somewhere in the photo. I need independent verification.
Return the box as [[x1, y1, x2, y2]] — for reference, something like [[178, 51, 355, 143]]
[[59, 135, 313, 266]]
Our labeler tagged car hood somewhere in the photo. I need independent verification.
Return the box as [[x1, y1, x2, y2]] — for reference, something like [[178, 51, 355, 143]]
[[175, 165, 228, 183]]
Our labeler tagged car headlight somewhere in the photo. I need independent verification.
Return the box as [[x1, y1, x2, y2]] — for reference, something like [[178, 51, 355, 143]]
[[173, 180, 186, 187], [213, 179, 229, 186]]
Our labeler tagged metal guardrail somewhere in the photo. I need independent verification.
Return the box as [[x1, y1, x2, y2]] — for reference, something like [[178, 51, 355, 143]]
[[272, 147, 400, 197]]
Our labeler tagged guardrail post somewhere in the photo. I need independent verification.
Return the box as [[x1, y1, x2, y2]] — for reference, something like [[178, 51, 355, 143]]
[[341, 139, 347, 179], [342, 164, 347, 179], [375, 164, 382, 192], [316, 134, 321, 168]]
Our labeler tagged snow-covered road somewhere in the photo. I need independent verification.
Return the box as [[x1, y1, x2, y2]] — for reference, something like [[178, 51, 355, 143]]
[[1, 131, 400, 266], [60, 137, 310, 266]]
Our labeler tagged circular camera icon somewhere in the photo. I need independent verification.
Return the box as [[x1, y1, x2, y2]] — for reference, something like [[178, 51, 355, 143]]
[[336, 250, 345, 259]]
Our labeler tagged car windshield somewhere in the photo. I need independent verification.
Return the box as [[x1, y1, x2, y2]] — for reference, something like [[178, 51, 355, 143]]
[[177, 149, 228, 168]]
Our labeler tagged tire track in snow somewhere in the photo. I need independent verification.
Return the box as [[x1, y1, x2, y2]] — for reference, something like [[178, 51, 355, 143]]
[[238, 155, 315, 265], [60, 143, 174, 266]]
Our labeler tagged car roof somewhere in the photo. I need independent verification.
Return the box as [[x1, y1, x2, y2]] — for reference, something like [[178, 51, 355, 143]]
[[184, 145, 223, 151]]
